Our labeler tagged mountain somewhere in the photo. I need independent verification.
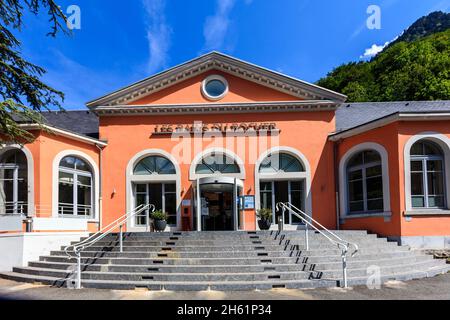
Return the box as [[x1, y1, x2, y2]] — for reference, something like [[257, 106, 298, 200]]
[[317, 11, 450, 102], [391, 11, 450, 45]]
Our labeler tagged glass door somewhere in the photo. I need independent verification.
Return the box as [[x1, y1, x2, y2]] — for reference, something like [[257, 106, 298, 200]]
[[259, 179, 306, 225], [0, 165, 17, 215], [134, 182, 177, 230]]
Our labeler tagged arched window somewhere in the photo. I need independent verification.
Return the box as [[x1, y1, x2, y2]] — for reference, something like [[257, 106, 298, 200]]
[[259, 153, 305, 173], [134, 156, 176, 175], [347, 150, 383, 214], [0, 149, 28, 215], [133, 155, 177, 227], [58, 156, 93, 217], [410, 140, 446, 209], [258, 152, 306, 225], [195, 153, 240, 174]]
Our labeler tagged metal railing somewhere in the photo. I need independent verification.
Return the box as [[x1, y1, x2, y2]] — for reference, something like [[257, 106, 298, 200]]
[[64, 203, 154, 289], [276, 202, 358, 288], [0, 202, 27, 215]]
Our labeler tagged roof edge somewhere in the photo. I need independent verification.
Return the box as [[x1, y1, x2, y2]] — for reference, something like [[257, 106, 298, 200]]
[[86, 52, 347, 108], [19, 124, 107, 147]]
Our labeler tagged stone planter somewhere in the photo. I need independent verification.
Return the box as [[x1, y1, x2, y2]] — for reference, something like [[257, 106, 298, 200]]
[[154, 219, 167, 232], [258, 218, 271, 230]]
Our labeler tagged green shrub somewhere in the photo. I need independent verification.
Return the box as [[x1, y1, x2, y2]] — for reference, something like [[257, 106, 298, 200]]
[[257, 208, 273, 220], [151, 210, 168, 221]]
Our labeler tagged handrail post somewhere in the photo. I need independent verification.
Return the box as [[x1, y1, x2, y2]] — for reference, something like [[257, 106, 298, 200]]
[[76, 252, 81, 289], [119, 225, 123, 253], [305, 222, 309, 251], [341, 249, 348, 288]]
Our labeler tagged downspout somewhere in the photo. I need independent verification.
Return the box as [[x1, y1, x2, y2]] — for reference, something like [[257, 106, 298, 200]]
[[95, 144, 104, 230], [333, 139, 341, 230]]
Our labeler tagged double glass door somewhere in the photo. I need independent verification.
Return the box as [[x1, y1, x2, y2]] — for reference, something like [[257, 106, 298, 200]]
[[134, 182, 177, 227], [260, 180, 305, 225], [194, 179, 243, 231], [0, 165, 27, 215]]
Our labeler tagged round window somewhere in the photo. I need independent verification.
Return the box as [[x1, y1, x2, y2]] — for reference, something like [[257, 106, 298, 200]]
[[202, 75, 228, 101]]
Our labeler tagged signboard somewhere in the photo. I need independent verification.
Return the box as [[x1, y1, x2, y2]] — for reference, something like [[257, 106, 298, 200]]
[[153, 122, 278, 135], [243, 195, 255, 210]]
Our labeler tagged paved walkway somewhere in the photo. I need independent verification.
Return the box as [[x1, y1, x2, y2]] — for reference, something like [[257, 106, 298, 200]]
[[1, 272, 450, 300]]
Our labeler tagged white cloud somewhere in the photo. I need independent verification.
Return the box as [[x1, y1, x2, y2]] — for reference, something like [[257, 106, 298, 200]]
[[360, 42, 389, 59], [202, 0, 236, 52], [142, 0, 171, 73], [360, 36, 399, 59]]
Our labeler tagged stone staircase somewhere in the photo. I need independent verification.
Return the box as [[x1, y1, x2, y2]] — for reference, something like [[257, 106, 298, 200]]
[[0, 230, 448, 291]]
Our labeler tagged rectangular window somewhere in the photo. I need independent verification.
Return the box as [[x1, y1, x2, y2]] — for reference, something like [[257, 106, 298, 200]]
[[259, 182, 273, 211], [59, 171, 74, 215], [134, 183, 177, 227], [411, 158, 445, 209], [259, 180, 306, 225], [348, 164, 384, 214]]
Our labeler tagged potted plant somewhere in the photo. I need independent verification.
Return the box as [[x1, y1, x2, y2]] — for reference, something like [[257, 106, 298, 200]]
[[151, 210, 168, 232], [257, 208, 273, 230]]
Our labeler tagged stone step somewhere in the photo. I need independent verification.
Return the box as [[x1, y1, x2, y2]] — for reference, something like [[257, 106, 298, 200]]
[[62, 244, 411, 256], [12, 267, 311, 281], [92, 232, 377, 241], [28, 261, 310, 273], [39, 252, 430, 267], [344, 264, 450, 287], [0, 272, 338, 290], [49, 249, 419, 262], [308, 255, 435, 271], [97, 230, 370, 238], [39, 255, 306, 266], [26, 259, 448, 279], [314, 259, 449, 279], [70, 238, 396, 248], [50, 250, 303, 259], [2, 265, 448, 291]]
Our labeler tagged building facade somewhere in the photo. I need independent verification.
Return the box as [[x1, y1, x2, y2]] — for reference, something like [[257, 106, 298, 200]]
[[1, 52, 450, 268]]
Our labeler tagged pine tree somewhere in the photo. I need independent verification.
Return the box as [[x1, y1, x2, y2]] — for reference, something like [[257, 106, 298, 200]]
[[0, 0, 67, 143]]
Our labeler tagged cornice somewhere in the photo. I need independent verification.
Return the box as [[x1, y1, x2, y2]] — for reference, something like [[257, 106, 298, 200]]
[[93, 100, 339, 116]]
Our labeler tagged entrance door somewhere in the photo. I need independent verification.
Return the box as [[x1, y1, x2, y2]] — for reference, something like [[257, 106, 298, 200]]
[[0, 165, 27, 215], [200, 184, 234, 231], [194, 178, 244, 231], [134, 182, 177, 229], [260, 180, 306, 225]]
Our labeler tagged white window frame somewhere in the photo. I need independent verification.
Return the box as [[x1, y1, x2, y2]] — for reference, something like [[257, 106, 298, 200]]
[[255, 147, 312, 228], [410, 154, 446, 209], [52, 150, 99, 222], [58, 164, 94, 218], [126, 149, 181, 231], [133, 182, 177, 227], [346, 155, 383, 214], [339, 142, 391, 219], [0, 145, 34, 216], [404, 133, 450, 213], [189, 148, 245, 180], [201, 75, 229, 101]]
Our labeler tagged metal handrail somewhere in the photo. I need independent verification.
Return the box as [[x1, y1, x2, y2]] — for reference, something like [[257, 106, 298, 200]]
[[64, 203, 155, 289], [276, 202, 358, 288]]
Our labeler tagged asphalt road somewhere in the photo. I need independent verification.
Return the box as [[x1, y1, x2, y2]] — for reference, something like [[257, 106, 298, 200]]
[[1, 272, 450, 300]]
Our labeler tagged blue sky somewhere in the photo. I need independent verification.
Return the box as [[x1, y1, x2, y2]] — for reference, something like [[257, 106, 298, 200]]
[[15, 0, 450, 109]]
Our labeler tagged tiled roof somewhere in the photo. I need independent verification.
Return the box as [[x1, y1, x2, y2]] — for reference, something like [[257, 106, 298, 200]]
[[19, 101, 450, 138], [41, 110, 99, 138], [335, 101, 450, 132]]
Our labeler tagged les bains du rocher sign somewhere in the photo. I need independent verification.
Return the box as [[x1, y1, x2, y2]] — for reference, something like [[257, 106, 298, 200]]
[[153, 122, 279, 135]]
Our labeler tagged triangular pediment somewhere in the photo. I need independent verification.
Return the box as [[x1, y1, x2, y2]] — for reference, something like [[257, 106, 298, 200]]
[[86, 52, 346, 108]]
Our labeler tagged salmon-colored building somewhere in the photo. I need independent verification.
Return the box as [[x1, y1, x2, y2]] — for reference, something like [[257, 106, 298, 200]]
[[1, 52, 450, 269]]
